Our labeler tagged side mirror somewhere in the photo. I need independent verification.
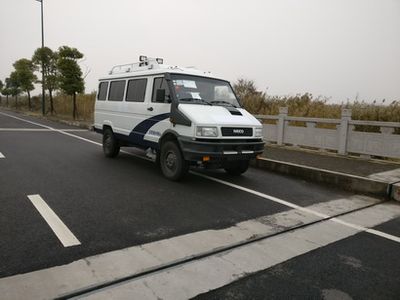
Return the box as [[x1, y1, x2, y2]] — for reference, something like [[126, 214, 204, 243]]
[[156, 89, 166, 102]]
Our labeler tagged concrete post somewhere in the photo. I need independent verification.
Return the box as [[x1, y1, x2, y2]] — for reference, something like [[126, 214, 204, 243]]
[[392, 183, 400, 202], [338, 108, 352, 155], [277, 107, 288, 145]]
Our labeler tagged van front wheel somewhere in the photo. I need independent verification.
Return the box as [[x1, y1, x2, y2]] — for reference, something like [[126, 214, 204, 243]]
[[224, 160, 250, 175], [160, 141, 189, 181], [103, 128, 120, 158]]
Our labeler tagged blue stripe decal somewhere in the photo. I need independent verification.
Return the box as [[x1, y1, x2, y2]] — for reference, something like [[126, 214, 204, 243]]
[[128, 113, 170, 148]]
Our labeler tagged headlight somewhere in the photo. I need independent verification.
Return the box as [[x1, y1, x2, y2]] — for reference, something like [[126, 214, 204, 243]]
[[255, 127, 263, 137], [196, 126, 218, 137]]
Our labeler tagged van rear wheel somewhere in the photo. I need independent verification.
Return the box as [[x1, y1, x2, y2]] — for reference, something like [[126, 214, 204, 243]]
[[160, 141, 189, 181], [103, 128, 120, 158], [224, 160, 250, 175]]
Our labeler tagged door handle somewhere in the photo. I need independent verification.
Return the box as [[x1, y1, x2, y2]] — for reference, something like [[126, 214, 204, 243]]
[[147, 107, 154, 111]]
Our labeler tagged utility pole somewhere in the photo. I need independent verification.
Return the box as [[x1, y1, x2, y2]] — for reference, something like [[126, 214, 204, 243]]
[[36, 0, 45, 115]]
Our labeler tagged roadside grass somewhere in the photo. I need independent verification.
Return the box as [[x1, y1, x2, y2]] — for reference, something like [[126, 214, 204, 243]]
[[0, 93, 95, 123], [242, 93, 400, 133], [0, 91, 399, 132], [1, 89, 399, 162], [243, 93, 400, 122]]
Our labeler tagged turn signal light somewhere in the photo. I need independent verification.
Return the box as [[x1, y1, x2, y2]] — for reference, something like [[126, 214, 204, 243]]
[[203, 156, 210, 162]]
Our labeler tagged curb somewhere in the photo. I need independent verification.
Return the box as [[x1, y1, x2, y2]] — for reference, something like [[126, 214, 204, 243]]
[[253, 157, 392, 199], [391, 183, 400, 201]]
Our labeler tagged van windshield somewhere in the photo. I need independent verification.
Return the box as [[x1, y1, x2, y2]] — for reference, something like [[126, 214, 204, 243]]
[[171, 75, 240, 108]]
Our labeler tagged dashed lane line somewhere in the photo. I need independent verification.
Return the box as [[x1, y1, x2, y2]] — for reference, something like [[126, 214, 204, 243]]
[[0, 152, 4, 158], [27, 194, 81, 247], [1, 197, 398, 300], [2, 111, 398, 244]]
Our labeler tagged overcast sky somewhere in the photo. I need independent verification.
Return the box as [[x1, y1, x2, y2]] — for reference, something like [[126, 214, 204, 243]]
[[0, 0, 399, 103]]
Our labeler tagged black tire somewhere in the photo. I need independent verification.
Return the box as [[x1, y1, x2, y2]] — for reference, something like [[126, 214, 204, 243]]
[[103, 128, 120, 158], [224, 160, 250, 175], [160, 141, 189, 181]]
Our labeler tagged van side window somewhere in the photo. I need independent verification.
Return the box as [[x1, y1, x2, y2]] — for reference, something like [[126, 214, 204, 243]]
[[152, 77, 171, 103], [98, 82, 108, 101], [126, 79, 147, 102], [108, 80, 126, 101]]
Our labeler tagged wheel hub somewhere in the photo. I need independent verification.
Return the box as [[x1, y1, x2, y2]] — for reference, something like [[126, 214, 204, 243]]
[[165, 152, 177, 170]]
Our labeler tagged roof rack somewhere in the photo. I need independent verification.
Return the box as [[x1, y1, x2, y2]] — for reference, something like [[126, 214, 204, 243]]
[[109, 56, 164, 75]]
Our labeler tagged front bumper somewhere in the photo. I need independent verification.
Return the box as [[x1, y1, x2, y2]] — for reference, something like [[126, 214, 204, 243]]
[[178, 137, 265, 162]]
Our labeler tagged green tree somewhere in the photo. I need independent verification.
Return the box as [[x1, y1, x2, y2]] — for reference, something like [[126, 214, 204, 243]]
[[2, 78, 12, 106], [0, 80, 3, 105], [8, 72, 22, 109], [57, 46, 85, 119], [13, 59, 37, 110], [32, 47, 59, 114]]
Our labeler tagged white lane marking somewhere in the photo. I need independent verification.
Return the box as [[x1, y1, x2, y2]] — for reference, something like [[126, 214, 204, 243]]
[[1, 111, 397, 242], [192, 171, 329, 218], [27, 195, 81, 247], [0, 128, 87, 132], [1, 199, 398, 300], [366, 228, 400, 243], [80, 203, 400, 300], [0, 152, 4, 158], [332, 218, 400, 243], [0, 111, 148, 161], [193, 172, 400, 243]]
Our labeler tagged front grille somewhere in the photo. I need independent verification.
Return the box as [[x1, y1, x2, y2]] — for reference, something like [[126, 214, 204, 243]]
[[221, 127, 253, 137]]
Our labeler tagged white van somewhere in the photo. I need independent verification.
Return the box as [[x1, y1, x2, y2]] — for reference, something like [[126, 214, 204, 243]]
[[94, 56, 264, 180]]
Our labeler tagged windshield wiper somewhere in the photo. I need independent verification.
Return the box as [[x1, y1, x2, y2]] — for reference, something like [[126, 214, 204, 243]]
[[210, 100, 237, 108], [179, 98, 212, 106]]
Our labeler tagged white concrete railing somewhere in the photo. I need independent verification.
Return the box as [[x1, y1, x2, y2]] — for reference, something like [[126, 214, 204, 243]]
[[256, 107, 400, 159]]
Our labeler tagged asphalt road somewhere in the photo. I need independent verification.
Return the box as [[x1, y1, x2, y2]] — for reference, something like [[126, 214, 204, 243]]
[[194, 220, 400, 300], [0, 109, 399, 299]]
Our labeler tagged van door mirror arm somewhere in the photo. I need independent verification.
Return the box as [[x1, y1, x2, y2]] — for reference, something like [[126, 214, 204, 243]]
[[166, 75, 191, 126]]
